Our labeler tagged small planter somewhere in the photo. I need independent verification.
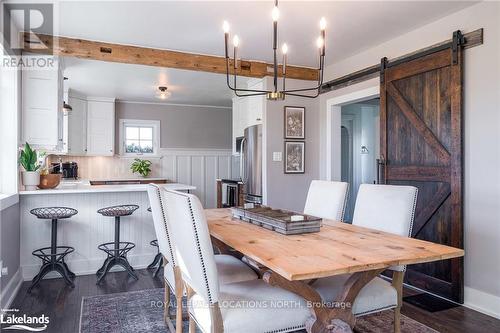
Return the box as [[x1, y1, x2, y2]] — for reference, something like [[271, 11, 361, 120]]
[[38, 173, 62, 189], [22, 170, 40, 191]]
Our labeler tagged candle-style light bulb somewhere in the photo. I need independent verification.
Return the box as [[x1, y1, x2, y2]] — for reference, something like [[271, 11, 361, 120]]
[[223, 20, 230, 33], [319, 17, 327, 31], [272, 6, 280, 21], [233, 35, 240, 48], [281, 43, 288, 55], [316, 37, 324, 49]]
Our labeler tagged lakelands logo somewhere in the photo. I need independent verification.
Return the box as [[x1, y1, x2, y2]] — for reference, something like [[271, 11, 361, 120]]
[[0, 310, 49, 332]]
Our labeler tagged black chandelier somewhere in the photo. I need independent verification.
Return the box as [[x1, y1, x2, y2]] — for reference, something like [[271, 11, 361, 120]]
[[223, 0, 326, 100]]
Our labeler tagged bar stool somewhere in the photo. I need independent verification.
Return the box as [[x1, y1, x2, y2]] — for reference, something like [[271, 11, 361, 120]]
[[28, 207, 78, 292], [146, 207, 163, 277], [96, 204, 139, 284]]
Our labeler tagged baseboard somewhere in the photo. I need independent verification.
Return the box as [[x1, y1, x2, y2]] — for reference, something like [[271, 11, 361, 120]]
[[464, 286, 500, 319], [21, 253, 156, 280], [0, 269, 23, 310]]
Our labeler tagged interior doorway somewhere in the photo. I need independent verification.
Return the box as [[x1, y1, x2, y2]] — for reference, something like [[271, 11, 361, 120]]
[[340, 98, 380, 222]]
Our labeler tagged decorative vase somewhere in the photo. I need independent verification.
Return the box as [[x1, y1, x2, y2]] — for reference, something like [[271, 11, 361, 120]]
[[38, 173, 62, 189], [22, 170, 40, 191]]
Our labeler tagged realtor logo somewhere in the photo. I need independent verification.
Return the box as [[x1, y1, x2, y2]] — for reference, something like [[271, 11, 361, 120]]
[[0, 309, 49, 331], [2, 3, 53, 55]]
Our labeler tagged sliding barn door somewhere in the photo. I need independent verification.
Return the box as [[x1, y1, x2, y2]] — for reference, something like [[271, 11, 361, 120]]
[[380, 47, 463, 302]]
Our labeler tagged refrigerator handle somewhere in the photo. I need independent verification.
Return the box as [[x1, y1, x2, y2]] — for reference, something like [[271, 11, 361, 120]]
[[239, 137, 246, 181]]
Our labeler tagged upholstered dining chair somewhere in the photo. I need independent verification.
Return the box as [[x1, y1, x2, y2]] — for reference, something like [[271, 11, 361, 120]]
[[311, 184, 418, 333], [303, 180, 349, 221], [164, 189, 311, 333], [146, 184, 258, 333]]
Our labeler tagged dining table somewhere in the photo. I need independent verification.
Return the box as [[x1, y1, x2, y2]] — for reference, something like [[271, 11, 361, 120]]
[[205, 208, 464, 333]]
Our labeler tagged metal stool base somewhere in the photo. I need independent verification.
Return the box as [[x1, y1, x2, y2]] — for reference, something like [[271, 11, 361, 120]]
[[28, 246, 76, 293], [96, 255, 138, 284], [28, 261, 75, 292], [147, 253, 164, 277], [147, 239, 163, 277]]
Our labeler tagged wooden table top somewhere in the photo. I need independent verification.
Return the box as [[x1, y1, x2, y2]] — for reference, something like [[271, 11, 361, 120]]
[[206, 208, 464, 281]]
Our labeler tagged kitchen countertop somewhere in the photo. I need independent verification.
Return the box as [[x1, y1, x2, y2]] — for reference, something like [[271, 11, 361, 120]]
[[19, 179, 196, 195]]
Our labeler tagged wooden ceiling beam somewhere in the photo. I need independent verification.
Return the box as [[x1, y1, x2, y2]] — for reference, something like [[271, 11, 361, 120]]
[[22, 32, 319, 81]]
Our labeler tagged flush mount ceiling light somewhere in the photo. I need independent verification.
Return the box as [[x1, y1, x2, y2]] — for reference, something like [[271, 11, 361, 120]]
[[222, 0, 326, 101], [156, 86, 171, 100]]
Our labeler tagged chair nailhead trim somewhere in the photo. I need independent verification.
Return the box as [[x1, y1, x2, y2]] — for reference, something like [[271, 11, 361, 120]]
[[264, 325, 306, 333], [186, 196, 213, 304], [156, 187, 176, 266], [339, 183, 350, 222], [355, 304, 398, 316]]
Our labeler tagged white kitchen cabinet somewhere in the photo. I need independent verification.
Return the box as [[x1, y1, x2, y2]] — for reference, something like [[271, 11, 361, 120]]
[[232, 79, 264, 155], [22, 57, 64, 151], [86, 98, 115, 156], [66, 96, 88, 155]]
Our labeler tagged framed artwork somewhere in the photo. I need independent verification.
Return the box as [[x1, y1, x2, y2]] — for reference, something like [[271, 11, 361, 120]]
[[284, 106, 305, 139], [284, 141, 305, 174]]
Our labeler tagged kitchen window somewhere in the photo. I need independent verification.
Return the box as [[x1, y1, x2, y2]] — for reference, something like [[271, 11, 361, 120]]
[[119, 119, 160, 156]]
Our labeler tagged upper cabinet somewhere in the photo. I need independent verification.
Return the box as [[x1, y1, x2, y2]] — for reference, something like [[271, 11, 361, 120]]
[[86, 98, 115, 156], [232, 78, 264, 154], [22, 57, 64, 151]]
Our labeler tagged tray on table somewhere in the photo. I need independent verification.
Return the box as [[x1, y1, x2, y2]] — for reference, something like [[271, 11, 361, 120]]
[[230, 205, 322, 235]]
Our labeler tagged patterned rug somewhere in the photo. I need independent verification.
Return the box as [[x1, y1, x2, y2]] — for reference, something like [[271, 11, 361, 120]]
[[80, 288, 438, 333]]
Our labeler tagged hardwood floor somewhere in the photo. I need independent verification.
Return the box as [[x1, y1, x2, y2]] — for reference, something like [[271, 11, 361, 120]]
[[4, 269, 499, 333]]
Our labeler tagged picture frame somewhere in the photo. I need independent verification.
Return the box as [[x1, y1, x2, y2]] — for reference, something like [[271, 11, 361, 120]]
[[284, 106, 305, 139], [284, 141, 305, 174]]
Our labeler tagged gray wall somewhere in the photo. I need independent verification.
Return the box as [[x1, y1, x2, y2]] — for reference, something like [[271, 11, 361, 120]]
[[115, 102, 232, 150], [0, 203, 20, 300], [264, 78, 320, 211]]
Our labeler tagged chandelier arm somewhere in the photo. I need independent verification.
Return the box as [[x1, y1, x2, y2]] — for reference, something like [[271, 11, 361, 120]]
[[285, 91, 320, 98], [282, 55, 324, 93], [234, 92, 269, 97]]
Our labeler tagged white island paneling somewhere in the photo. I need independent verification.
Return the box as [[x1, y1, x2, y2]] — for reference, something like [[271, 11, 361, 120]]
[[19, 183, 194, 281]]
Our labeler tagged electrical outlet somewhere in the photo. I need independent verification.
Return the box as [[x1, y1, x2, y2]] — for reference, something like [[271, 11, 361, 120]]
[[272, 151, 282, 162], [0, 261, 6, 277]]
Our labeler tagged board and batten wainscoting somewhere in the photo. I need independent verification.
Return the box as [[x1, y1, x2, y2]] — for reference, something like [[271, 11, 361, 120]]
[[50, 148, 239, 208], [21, 149, 239, 280]]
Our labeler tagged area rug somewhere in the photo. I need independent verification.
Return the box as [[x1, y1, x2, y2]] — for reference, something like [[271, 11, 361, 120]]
[[80, 288, 438, 333]]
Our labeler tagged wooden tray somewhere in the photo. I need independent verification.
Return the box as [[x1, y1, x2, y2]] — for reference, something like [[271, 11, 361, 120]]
[[231, 206, 322, 235]]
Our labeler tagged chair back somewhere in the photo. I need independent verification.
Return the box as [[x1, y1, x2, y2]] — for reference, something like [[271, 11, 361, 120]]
[[352, 184, 418, 271], [147, 184, 176, 287], [304, 180, 349, 221], [164, 190, 220, 304]]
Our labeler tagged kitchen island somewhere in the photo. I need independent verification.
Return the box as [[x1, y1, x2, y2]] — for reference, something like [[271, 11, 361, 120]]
[[19, 180, 195, 280]]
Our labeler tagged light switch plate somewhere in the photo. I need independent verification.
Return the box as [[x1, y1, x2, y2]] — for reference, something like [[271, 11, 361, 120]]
[[273, 151, 282, 162]]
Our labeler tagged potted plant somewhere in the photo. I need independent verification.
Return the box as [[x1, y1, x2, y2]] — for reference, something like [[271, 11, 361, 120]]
[[19, 142, 41, 190], [130, 158, 152, 178]]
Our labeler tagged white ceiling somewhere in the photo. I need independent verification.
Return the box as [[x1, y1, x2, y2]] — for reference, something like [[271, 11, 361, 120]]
[[63, 57, 239, 107], [17, 0, 477, 106]]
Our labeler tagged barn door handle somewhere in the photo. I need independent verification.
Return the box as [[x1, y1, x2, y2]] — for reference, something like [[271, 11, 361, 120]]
[[376, 155, 386, 184]]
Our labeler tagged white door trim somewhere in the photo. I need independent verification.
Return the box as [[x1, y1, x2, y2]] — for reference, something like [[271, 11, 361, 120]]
[[325, 85, 379, 181]]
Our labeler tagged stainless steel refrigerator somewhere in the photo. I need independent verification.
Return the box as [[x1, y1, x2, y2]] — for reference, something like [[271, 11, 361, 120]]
[[239, 124, 262, 204]]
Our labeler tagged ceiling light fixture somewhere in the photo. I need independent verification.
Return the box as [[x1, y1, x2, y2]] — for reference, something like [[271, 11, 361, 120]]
[[222, 0, 326, 101], [157, 86, 171, 100]]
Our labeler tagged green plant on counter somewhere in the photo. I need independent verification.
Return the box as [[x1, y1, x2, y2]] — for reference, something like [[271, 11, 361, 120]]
[[130, 158, 152, 177], [19, 142, 40, 172]]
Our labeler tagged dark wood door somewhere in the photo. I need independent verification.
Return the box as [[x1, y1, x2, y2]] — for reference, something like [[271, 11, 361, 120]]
[[380, 48, 463, 302]]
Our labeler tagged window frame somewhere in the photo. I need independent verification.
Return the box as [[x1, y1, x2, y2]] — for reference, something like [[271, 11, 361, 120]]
[[118, 119, 160, 157]]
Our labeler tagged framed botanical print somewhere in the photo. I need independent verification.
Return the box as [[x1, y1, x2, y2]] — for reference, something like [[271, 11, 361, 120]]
[[284, 106, 305, 139], [284, 141, 305, 174]]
